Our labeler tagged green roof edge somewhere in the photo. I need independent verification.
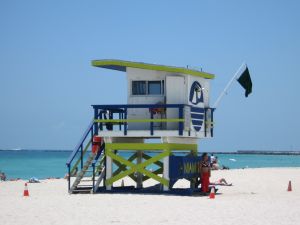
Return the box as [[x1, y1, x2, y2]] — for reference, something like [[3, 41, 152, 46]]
[[91, 59, 215, 79]]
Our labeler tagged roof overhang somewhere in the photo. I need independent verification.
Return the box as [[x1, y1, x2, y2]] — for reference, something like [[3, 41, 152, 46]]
[[91, 59, 215, 79]]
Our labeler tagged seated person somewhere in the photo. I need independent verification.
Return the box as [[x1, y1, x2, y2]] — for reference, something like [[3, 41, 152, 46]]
[[211, 157, 220, 170], [211, 157, 230, 170], [29, 177, 40, 183], [210, 154, 216, 166], [0, 172, 6, 181], [210, 178, 232, 186]]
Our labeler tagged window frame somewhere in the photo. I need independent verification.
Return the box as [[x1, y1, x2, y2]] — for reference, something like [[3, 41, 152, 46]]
[[132, 80, 147, 95], [131, 80, 165, 96]]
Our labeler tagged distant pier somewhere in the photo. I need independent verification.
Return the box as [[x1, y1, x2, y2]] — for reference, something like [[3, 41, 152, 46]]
[[210, 150, 300, 155]]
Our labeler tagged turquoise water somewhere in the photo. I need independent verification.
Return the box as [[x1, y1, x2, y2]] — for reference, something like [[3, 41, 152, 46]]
[[218, 154, 300, 169], [0, 150, 300, 180], [0, 150, 70, 180]]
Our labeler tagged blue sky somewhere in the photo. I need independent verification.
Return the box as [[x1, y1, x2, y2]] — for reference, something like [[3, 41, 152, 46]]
[[0, 0, 299, 151]]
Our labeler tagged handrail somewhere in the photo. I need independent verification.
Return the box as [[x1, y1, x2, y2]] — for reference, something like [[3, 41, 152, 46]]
[[70, 139, 92, 175], [92, 143, 106, 167], [94, 118, 184, 123], [92, 104, 186, 109], [92, 104, 188, 136], [96, 156, 105, 173], [66, 120, 94, 166], [91, 144, 106, 193]]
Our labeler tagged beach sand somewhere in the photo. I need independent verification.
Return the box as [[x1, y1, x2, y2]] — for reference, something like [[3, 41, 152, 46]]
[[1, 168, 300, 225]]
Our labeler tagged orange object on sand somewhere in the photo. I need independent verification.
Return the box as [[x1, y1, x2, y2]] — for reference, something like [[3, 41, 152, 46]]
[[23, 183, 29, 197], [209, 186, 215, 199], [287, 180, 292, 192]]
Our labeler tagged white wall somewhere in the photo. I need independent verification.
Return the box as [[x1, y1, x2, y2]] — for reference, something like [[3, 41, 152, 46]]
[[187, 75, 210, 136], [127, 68, 166, 130], [187, 75, 210, 107], [166, 75, 186, 130], [126, 67, 211, 134]]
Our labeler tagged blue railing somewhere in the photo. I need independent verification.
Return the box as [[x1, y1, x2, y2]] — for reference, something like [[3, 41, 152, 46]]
[[92, 104, 186, 136], [66, 120, 94, 191]]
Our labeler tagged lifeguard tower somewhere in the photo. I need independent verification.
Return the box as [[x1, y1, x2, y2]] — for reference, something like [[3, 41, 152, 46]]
[[66, 59, 215, 194]]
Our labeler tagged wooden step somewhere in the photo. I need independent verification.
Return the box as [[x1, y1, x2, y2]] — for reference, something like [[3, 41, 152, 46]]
[[74, 185, 93, 188], [80, 179, 93, 182]]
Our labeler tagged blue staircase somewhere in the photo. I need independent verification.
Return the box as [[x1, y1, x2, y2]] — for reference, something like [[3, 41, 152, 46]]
[[66, 120, 105, 194]]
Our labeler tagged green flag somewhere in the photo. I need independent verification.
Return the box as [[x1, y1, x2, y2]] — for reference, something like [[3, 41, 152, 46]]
[[237, 67, 252, 97]]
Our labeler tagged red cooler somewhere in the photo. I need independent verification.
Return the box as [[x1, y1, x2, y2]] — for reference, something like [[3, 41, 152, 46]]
[[92, 136, 102, 154]]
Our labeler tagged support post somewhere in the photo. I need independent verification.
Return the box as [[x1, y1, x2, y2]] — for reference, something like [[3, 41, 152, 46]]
[[99, 111, 103, 131], [92, 164, 95, 193], [94, 108, 99, 135], [211, 108, 214, 137], [106, 151, 112, 190], [80, 144, 83, 169], [150, 111, 154, 136], [204, 108, 207, 137], [163, 154, 169, 191], [136, 151, 143, 188], [124, 109, 127, 135], [68, 165, 71, 192], [178, 106, 183, 136]]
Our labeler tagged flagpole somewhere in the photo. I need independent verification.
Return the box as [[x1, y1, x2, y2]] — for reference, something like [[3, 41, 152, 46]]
[[212, 62, 246, 109]]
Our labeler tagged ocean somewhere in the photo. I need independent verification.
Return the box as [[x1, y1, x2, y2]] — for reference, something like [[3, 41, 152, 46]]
[[1, 150, 300, 180]]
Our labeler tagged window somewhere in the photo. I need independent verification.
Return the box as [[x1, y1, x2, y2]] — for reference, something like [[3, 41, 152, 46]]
[[132, 80, 165, 95], [148, 81, 162, 95], [132, 81, 146, 95]]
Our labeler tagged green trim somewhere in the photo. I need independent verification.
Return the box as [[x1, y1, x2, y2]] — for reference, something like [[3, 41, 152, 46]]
[[94, 118, 184, 123], [113, 153, 138, 182], [105, 148, 169, 186], [142, 153, 163, 168], [91, 59, 214, 79], [105, 143, 197, 152], [113, 153, 165, 183], [113, 153, 137, 175], [113, 159, 137, 182], [104, 143, 198, 187], [142, 168, 163, 182], [106, 143, 170, 150]]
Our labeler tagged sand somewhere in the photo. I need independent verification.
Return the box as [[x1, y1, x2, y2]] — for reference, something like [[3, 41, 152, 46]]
[[1, 168, 300, 225]]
